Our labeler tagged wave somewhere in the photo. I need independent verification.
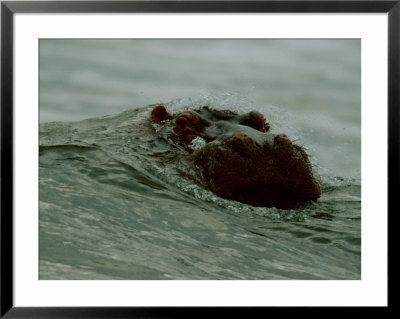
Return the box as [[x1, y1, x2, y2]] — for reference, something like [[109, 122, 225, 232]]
[[39, 101, 361, 280], [40, 102, 360, 217]]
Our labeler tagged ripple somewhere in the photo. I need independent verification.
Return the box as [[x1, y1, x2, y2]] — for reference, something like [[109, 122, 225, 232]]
[[310, 237, 332, 244]]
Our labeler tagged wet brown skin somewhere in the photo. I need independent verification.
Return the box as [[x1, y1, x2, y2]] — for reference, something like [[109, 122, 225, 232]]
[[151, 105, 321, 209]]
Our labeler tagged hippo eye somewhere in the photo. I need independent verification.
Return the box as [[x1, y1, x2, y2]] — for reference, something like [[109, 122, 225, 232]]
[[239, 111, 269, 133]]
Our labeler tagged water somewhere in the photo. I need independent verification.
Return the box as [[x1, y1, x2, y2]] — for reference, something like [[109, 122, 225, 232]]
[[39, 39, 361, 280]]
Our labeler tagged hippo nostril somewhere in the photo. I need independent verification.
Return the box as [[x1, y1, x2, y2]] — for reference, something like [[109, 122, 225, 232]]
[[229, 133, 258, 157], [274, 134, 290, 144], [273, 134, 293, 155]]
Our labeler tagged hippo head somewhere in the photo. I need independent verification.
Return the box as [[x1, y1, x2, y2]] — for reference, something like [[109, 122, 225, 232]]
[[151, 105, 321, 209]]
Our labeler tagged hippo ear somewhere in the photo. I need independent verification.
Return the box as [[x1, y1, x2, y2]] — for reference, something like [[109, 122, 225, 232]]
[[151, 105, 172, 124]]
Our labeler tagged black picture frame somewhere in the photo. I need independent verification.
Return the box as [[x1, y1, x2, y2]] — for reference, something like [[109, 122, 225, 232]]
[[1, 1, 396, 317]]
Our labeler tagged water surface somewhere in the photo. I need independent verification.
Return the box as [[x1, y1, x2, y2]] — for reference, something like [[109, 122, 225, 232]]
[[39, 39, 360, 279]]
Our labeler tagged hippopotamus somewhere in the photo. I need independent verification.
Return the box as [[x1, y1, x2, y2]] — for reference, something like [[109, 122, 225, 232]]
[[151, 105, 321, 209]]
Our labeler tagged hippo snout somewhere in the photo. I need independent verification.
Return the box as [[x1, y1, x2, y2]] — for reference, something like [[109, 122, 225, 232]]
[[150, 105, 321, 209]]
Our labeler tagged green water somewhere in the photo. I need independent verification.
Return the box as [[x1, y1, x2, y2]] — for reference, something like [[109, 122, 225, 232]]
[[39, 39, 360, 279], [39, 103, 360, 280]]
